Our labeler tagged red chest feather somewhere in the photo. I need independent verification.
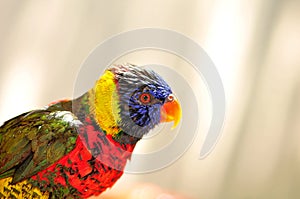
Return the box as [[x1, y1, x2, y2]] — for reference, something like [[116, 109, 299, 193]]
[[31, 123, 136, 198]]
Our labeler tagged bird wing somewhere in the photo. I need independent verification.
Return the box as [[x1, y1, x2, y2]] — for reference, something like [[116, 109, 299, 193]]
[[0, 105, 80, 183]]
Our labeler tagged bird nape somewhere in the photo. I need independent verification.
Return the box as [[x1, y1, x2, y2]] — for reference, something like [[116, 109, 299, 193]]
[[0, 63, 182, 199]]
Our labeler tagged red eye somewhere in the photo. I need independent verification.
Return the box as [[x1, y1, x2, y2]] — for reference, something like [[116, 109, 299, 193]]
[[167, 94, 174, 102], [139, 93, 152, 104]]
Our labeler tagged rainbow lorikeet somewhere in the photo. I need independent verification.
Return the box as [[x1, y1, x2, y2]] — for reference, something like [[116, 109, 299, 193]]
[[0, 64, 181, 198]]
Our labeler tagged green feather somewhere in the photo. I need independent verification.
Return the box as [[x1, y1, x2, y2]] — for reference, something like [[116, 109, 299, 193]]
[[0, 100, 80, 184]]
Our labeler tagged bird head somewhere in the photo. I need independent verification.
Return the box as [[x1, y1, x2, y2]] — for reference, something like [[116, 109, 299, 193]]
[[91, 64, 181, 138]]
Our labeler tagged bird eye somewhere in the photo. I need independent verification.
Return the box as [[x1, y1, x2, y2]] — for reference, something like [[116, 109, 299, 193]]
[[167, 94, 174, 102], [139, 93, 152, 104]]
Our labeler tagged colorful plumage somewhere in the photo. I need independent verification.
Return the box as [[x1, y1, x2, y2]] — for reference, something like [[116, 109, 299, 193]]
[[0, 64, 181, 198]]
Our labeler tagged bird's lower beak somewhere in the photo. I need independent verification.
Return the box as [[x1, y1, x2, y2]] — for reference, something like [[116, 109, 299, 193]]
[[160, 96, 182, 129]]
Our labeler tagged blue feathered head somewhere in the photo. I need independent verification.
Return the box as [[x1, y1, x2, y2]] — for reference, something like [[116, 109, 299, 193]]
[[109, 64, 181, 138]]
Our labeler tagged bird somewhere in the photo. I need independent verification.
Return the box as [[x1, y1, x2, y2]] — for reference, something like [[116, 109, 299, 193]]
[[0, 64, 182, 198]]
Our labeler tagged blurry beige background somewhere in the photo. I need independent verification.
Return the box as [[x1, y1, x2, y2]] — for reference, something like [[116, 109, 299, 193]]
[[0, 0, 300, 199]]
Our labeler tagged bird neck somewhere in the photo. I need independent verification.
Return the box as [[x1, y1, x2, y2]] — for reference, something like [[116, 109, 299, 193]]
[[72, 88, 141, 146], [88, 70, 121, 137]]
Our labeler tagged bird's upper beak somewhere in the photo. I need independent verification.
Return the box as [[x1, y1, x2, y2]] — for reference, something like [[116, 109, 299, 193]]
[[160, 94, 182, 129]]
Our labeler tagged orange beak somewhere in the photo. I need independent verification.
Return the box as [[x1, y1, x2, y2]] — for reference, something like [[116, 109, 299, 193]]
[[160, 94, 182, 129]]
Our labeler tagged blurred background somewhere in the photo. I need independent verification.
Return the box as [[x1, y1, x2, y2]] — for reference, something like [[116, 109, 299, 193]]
[[0, 0, 299, 199]]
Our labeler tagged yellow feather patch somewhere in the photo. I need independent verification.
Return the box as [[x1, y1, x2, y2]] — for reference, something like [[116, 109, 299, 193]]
[[0, 177, 49, 198], [89, 70, 121, 137]]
